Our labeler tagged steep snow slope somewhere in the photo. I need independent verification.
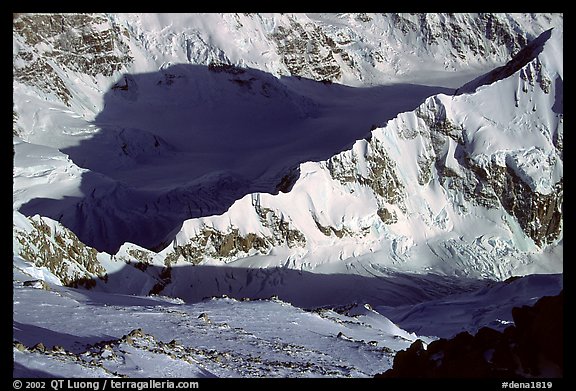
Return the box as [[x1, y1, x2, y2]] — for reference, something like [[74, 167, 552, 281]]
[[15, 66, 453, 253], [12, 14, 563, 378], [13, 16, 563, 284], [11, 210, 487, 307], [13, 13, 559, 105], [12, 14, 562, 290], [12, 13, 560, 148], [109, 13, 557, 86]]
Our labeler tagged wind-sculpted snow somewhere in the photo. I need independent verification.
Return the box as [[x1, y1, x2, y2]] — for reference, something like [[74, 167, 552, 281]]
[[13, 269, 424, 377], [13, 257, 562, 377]]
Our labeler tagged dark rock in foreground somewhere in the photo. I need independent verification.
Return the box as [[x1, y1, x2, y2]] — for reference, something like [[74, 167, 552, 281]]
[[376, 291, 563, 378]]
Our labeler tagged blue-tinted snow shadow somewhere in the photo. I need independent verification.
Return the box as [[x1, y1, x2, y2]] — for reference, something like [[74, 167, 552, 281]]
[[63, 263, 493, 309], [19, 64, 453, 253], [71, 261, 547, 309], [15, 262, 562, 349], [13, 362, 56, 378], [62, 263, 563, 339], [376, 273, 563, 338], [13, 321, 115, 354], [455, 28, 552, 95], [552, 75, 563, 114]]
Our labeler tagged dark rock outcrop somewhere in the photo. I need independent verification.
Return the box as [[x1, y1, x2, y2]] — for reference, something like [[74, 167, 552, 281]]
[[377, 291, 563, 378], [163, 198, 306, 266]]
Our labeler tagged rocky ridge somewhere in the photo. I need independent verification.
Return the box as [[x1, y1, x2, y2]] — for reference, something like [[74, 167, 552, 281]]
[[13, 214, 106, 287], [377, 291, 563, 378], [13, 13, 133, 107], [12, 13, 560, 115]]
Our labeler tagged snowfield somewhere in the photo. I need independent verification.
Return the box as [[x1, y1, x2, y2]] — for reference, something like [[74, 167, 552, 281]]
[[13, 265, 416, 378], [13, 13, 563, 378], [13, 259, 562, 378]]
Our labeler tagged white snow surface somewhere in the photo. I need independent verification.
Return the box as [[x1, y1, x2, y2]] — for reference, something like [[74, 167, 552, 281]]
[[108, 13, 559, 87], [13, 264, 562, 378], [13, 13, 563, 261], [12, 270, 416, 378]]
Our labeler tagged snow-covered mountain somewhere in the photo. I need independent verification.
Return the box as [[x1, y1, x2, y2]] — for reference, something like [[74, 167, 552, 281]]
[[13, 13, 563, 378], [156, 26, 563, 282], [13, 13, 563, 256], [13, 265, 563, 378]]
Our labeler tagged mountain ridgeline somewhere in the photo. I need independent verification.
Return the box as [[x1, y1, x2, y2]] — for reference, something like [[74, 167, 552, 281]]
[[13, 13, 562, 292], [160, 27, 562, 282]]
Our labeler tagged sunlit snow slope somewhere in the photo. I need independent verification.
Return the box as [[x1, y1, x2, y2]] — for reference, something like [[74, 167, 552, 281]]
[[13, 259, 562, 377]]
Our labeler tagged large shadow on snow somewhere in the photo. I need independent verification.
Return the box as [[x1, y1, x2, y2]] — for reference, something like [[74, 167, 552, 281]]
[[87, 262, 495, 309], [66, 263, 563, 338], [13, 321, 116, 354], [19, 64, 453, 253]]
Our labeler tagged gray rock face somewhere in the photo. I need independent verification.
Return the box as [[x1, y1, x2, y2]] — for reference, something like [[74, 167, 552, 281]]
[[270, 17, 351, 82], [267, 13, 547, 83], [470, 161, 562, 247], [390, 13, 529, 56], [165, 200, 306, 266], [413, 92, 562, 248], [14, 215, 107, 287], [13, 13, 133, 105], [12, 14, 562, 277], [13, 13, 559, 107]]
